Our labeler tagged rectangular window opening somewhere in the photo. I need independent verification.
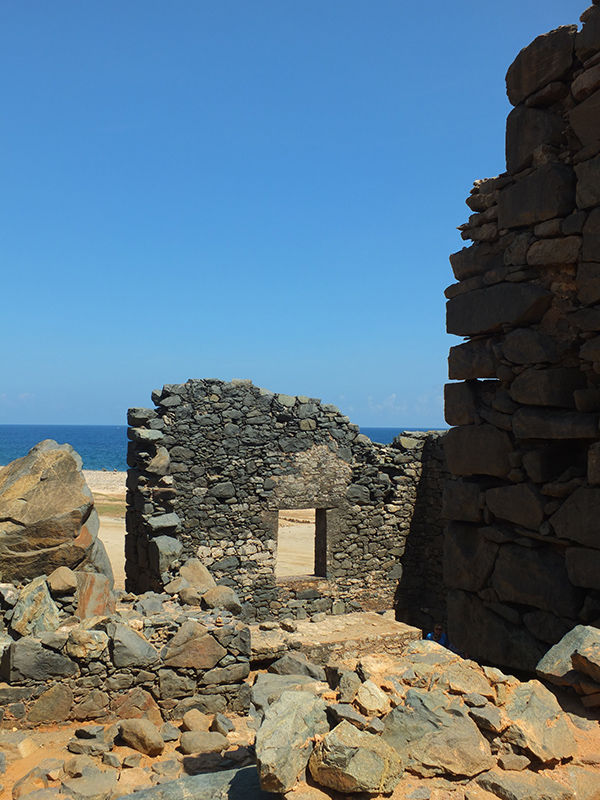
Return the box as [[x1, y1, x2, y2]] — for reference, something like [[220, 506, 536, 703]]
[[276, 508, 327, 578]]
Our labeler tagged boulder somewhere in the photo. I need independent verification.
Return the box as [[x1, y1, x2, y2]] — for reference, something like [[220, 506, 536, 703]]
[[476, 767, 572, 800], [61, 770, 118, 800], [444, 382, 478, 426], [381, 688, 494, 778], [72, 689, 110, 721], [182, 709, 211, 732], [2, 637, 78, 682], [512, 408, 599, 439], [537, 625, 600, 687], [268, 652, 326, 682], [179, 559, 217, 592], [442, 482, 483, 523], [28, 684, 73, 724], [120, 719, 165, 756], [446, 282, 552, 337], [551, 487, 600, 547], [0, 731, 37, 761], [255, 690, 329, 792], [65, 628, 109, 661], [111, 687, 163, 727], [76, 572, 115, 618], [502, 328, 561, 365], [355, 679, 391, 716], [505, 105, 565, 174], [10, 576, 60, 636], [111, 766, 272, 800], [48, 566, 78, 595], [509, 368, 585, 409], [503, 680, 575, 764], [163, 621, 226, 670], [506, 25, 576, 105], [250, 673, 322, 721], [0, 440, 113, 583], [444, 424, 513, 478], [448, 339, 498, 380], [309, 720, 403, 793], [179, 730, 229, 755], [497, 164, 575, 229], [110, 623, 160, 669], [444, 523, 498, 592], [149, 536, 183, 576], [202, 585, 242, 614], [571, 638, 600, 683]]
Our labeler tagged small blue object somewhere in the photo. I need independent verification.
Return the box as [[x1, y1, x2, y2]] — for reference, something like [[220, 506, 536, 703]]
[[425, 631, 449, 648]]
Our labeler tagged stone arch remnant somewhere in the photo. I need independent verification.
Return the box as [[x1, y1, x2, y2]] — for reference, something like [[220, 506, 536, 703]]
[[125, 379, 447, 624]]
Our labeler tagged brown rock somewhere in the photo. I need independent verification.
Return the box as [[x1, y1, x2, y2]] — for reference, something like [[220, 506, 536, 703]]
[[178, 587, 203, 606], [444, 382, 478, 426], [510, 368, 586, 408], [111, 688, 163, 727], [526, 236, 581, 266], [570, 88, 600, 147], [75, 572, 115, 619], [444, 522, 498, 591], [163, 621, 226, 670], [485, 484, 545, 529], [551, 486, 600, 546], [120, 718, 165, 756], [476, 767, 572, 800], [448, 339, 498, 380], [11, 576, 60, 636], [572, 63, 600, 101], [582, 207, 600, 262], [502, 327, 561, 364], [0, 441, 113, 583], [577, 262, 600, 306], [576, 5, 600, 62], [446, 282, 552, 337], [512, 408, 599, 439], [442, 481, 482, 522], [506, 106, 565, 174], [179, 559, 216, 592], [449, 242, 505, 281], [179, 730, 229, 755], [48, 566, 78, 595], [577, 153, 600, 210], [28, 684, 73, 724], [506, 25, 576, 106], [72, 689, 110, 721], [182, 709, 211, 732], [497, 164, 575, 229], [444, 424, 513, 478], [201, 585, 242, 614]]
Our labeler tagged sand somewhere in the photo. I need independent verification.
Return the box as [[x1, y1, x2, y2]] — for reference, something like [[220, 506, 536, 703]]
[[85, 471, 316, 590]]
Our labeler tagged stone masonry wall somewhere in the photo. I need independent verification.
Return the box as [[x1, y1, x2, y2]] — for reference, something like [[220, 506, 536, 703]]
[[444, 5, 600, 672], [125, 379, 448, 627]]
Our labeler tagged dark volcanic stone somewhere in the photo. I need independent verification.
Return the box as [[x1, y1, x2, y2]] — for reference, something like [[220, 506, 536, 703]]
[[506, 25, 576, 106], [443, 522, 498, 591], [506, 105, 565, 174], [446, 282, 552, 337], [444, 424, 513, 478], [448, 339, 498, 380], [509, 368, 586, 409], [444, 382, 478, 427], [551, 487, 600, 547], [497, 164, 575, 229], [512, 408, 599, 439]]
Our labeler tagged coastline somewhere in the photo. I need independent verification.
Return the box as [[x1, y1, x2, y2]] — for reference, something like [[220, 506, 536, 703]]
[[83, 469, 127, 495]]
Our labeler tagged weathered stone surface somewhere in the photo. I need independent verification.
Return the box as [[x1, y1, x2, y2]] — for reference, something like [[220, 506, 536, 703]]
[[506, 105, 565, 174], [576, 153, 600, 210], [158, 669, 195, 700], [476, 767, 571, 800], [582, 207, 600, 263], [577, 262, 600, 306], [571, 637, 600, 683], [485, 484, 545, 530], [28, 684, 73, 724], [202, 585, 242, 614], [444, 522, 498, 591], [576, 5, 600, 62], [565, 547, 600, 590], [442, 481, 482, 522], [551, 487, 600, 546], [0, 731, 37, 761], [328, 703, 368, 729], [537, 625, 600, 686], [448, 590, 546, 672], [526, 236, 581, 266], [523, 610, 570, 645], [448, 339, 498, 380], [76, 572, 115, 618], [491, 544, 582, 618], [502, 328, 561, 364], [309, 720, 403, 793], [449, 242, 505, 281], [2, 637, 78, 682], [112, 688, 163, 727], [0, 441, 112, 583], [120, 719, 165, 756], [570, 88, 600, 148], [163, 621, 226, 670], [381, 688, 494, 778], [178, 560, 216, 592], [268, 652, 326, 682], [510, 368, 585, 409], [114, 766, 273, 800], [111, 623, 160, 668], [179, 730, 229, 755], [182, 709, 211, 732], [149, 536, 183, 576], [48, 566, 78, 595], [506, 25, 576, 106], [444, 424, 512, 478], [444, 382, 478, 426], [355, 679, 391, 716], [61, 770, 118, 800], [497, 164, 575, 229], [147, 512, 180, 533], [11, 576, 60, 636], [446, 283, 552, 337], [65, 628, 109, 660], [503, 680, 575, 764], [250, 673, 323, 720], [255, 690, 328, 792], [512, 408, 599, 439]]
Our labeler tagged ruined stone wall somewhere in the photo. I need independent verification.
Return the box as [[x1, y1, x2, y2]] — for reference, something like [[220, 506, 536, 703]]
[[444, 6, 600, 671], [125, 379, 448, 626]]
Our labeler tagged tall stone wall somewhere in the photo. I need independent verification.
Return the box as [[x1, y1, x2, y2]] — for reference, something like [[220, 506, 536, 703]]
[[444, 6, 600, 671], [125, 379, 448, 626]]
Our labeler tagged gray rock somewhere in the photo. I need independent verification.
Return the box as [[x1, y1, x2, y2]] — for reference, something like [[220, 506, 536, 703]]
[[147, 513, 181, 533], [201, 586, 242, 614], [135, 593, 165, 617], [2, 637, 78, 682], [67, 738, 111, 756], [328, 703, 368, 730], [210, 713, 235, 736], [503, 680, 575, 764], [338, 670, 361, 703], [476, 767, 571, 800], [178, 560, 216, 592], [61, 771, 118, 800], [120, 719, 165, 756], [112, 766, 275, 800], [179, 731, 229, 755], [537, 625, 600, 687], [158, 669, 195, 700], [28, 684, 73, 724], [160, 723, 181, 743], [250, 673, 320, 720], [11, 577, 60, 636], [444, 424, 513, 478], [149, 537, 183, 576], [48, 566, 78, 595], [446, 282, 552, 337], [309, 720, 403, 793], [381, 688, 494, 778], [110, 624, 160, 669], [268, 652, 326, 682], [255, 690, 329, 792]]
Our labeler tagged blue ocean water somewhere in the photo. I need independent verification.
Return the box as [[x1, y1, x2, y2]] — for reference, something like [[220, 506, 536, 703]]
[[0, 424, 436, 472]]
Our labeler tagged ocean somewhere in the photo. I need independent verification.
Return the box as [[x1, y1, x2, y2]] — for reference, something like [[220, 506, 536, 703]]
[[0, 424, 434, 472]]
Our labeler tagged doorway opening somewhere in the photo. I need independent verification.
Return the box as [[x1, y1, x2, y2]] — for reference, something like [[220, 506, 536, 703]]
[[276, 508, 327, 578]]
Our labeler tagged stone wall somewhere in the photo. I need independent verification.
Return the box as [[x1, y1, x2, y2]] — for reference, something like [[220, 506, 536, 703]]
[[125, 379, 448, 627], [444, 5, 600, 671]]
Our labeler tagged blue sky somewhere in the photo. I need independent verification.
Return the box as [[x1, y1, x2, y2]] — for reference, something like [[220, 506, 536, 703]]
[[1, 1, 586, 428]]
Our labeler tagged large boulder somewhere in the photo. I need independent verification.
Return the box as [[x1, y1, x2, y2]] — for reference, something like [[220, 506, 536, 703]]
[[0, 440, 113, 585]]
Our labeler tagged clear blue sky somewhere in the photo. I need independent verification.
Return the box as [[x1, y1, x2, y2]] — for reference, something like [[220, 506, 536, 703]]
[[1, 1, 585, 428]]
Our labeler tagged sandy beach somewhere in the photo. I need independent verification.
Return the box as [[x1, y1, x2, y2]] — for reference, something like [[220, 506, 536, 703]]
[[85, 471, 315, 590]]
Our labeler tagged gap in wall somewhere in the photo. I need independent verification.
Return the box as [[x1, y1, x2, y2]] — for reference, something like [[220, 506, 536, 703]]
[[276, 508, 323, 577]]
